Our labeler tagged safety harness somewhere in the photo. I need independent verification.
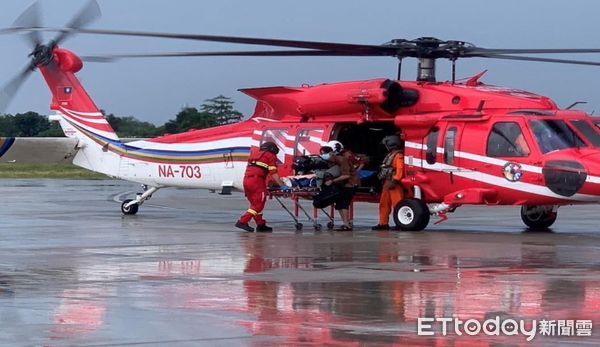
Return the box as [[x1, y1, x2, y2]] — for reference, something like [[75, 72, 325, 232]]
[[248, 151, 276, 173], [378, 149, 400, 180]]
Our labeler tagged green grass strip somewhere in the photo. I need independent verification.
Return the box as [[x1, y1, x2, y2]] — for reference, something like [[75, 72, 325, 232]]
[[0, 163, 109, 179]]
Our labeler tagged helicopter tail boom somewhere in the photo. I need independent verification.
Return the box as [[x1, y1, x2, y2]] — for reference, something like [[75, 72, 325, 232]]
[[42, 48, 121, 177]]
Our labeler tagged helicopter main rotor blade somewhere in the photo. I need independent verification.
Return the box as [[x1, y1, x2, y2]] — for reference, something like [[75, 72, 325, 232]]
[[0, 64, 34, 114], [80, 49, 600, 66], [12, 1, 43, 48], [52, 0, 101, 46], [81, 49, 378, 62], [467, 47, 600, 55], [481, 54, 600, 66], [26, 27, 600, 57], [37, 27, 393, 54]]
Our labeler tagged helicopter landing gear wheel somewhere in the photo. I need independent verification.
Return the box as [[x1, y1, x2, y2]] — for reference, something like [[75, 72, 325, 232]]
[[393, 199, 430, 231], [121, 199, 139, 215], [120, 186, 160, 215], [295, 223, 303, 231], [327, 221, 335, 230], [521, 205, 557, 231], [314, 223, 322, 231]]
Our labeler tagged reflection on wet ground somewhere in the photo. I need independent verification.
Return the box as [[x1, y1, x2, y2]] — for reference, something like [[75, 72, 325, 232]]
[[0, 180, 598, 346]]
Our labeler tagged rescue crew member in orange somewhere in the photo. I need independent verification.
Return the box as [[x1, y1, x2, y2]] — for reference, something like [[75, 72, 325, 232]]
[[236, 141, 287, 233], [372, 135, 405, 230]]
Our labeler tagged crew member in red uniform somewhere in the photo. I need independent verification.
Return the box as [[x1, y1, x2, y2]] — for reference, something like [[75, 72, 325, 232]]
[[236, 141, 287, 233]]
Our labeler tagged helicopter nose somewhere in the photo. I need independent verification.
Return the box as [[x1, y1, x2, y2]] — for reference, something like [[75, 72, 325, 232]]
[[579, 153, 600, 198], [542, 160, 587, 197]]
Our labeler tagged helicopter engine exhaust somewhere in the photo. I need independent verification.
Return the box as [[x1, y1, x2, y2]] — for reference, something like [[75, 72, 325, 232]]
[[241, 79, 418, 119], [295, 79, 417, 117]]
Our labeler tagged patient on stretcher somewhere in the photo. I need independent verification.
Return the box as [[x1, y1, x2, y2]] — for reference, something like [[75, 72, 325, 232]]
[[281, 174, 318, 189], [287, 154, 377, 191]]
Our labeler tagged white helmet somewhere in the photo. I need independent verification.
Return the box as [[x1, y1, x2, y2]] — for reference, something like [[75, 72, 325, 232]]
[[327, 140, 344, 153]]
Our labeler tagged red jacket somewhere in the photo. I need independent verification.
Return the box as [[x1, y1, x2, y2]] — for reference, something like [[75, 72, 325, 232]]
[[245, 149, 278, 179]]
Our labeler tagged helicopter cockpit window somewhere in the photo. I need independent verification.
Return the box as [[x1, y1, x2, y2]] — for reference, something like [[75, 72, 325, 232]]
[[425, 127, 439, 165], [570, 120, 600, 147], [444, 127, 457, 164], [529, 120, 586, 154], [487, 122, 530, 157]]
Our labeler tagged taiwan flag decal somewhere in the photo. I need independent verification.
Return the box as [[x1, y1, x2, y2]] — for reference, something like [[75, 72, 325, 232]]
[[57, 86, 73, 101]]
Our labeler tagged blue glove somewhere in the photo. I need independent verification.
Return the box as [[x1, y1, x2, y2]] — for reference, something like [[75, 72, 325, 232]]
[[281, 185, 292, 193]]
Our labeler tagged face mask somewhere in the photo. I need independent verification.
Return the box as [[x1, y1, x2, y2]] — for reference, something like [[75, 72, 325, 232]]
[[320, 153, 331, 161]]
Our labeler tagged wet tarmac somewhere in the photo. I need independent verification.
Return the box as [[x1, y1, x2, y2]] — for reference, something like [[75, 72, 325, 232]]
[[0, 179, 598, 346]]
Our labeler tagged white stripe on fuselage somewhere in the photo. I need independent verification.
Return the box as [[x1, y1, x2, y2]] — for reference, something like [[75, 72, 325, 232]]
[[405, 141, 600, 202], [59, 108, 108, 124], [129, 137, 256, 151], [61, 109, 104, 117], [57, 111, 119, 141], [405, 141, 542, 173]]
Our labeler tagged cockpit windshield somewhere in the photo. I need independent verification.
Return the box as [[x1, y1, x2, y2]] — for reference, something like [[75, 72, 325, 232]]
[[529, 120, 586, 154], [570, 120, 600, 147]]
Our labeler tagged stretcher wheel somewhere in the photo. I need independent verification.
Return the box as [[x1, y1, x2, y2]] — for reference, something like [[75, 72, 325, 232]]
[[327, 221, 334, 230], [295, 223, 303, 231], [314, 223, 322, 231]]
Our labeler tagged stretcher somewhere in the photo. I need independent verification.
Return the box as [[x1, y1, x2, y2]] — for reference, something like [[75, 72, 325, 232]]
[[268, 169, 381, 230], [268, 187, 341, 231], [268, 187, 368, 231]]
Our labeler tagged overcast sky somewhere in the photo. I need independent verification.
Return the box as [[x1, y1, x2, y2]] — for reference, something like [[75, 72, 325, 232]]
[[2, 0, 600, 124]]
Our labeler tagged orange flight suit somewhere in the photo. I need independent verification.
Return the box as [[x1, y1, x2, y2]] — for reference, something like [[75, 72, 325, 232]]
[[378, 150, 405, 225]]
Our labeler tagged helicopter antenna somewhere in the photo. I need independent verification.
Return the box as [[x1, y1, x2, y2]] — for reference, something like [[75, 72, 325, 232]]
[[566, 101, 587, 110], [476, 100, 486, 112]]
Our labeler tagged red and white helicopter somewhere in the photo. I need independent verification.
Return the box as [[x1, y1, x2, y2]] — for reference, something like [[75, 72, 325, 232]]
[[4, 1, 600, 231]]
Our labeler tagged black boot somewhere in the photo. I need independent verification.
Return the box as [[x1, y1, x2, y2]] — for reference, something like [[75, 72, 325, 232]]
[[235, 221, 254, 232], [371, 224, 390, 231], [256, 224, 273, 233]]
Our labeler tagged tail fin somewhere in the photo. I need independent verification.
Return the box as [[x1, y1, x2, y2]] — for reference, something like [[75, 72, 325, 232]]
[[43, 48, 121, 177]]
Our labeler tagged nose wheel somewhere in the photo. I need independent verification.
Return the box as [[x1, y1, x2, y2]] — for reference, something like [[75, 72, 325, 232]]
[[120, 186, 160, 215], [520, 205, 557, 231], [121, 199, 139, 215]]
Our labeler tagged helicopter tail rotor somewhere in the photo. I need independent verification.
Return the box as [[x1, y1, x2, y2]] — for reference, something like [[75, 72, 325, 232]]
[[0, 0, 100, 113], [52, 0, 101, 46], [0, 65, 33, 114], [12, 1, 43, 49]]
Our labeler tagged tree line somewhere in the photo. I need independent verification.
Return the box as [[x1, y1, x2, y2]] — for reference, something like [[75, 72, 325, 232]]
[[0, 95, 243, 137]]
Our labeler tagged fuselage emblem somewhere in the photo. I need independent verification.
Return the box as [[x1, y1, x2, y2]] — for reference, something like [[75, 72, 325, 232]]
[[503, 162, 523, 182]]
